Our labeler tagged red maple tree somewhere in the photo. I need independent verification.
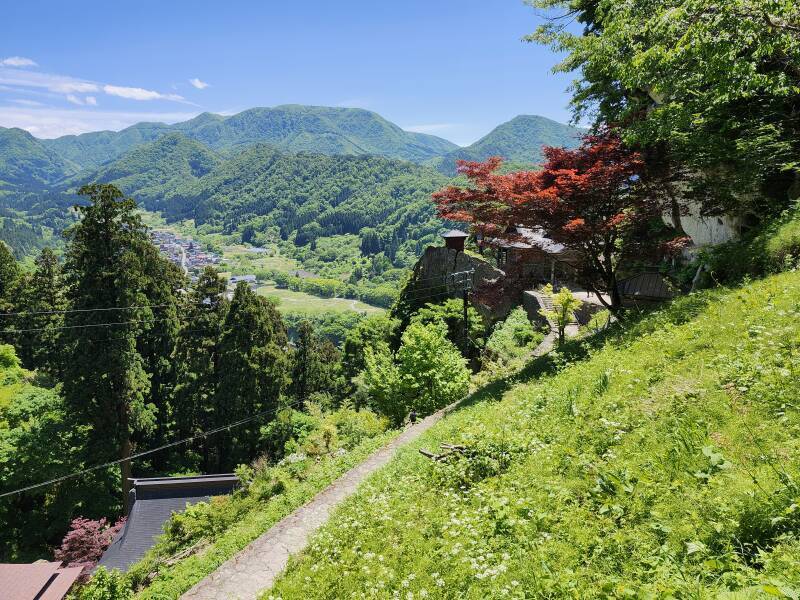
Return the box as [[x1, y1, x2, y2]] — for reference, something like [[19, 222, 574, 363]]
[[55, 516, 126, 573], [433, 130, 668, 311]]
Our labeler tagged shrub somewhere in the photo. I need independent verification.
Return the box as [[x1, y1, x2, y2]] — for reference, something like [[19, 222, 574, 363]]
[[55, 516, 125, 570], [364, 322, 470, 425], [484, 307, 543, 364], [72, 567, 132, 600], [329, 406, 389, 449]]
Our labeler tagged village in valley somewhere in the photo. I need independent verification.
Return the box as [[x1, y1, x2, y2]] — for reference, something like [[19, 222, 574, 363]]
[[150, 229, 222, 275]]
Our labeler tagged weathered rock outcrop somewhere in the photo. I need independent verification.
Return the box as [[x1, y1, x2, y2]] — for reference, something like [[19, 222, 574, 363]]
[[400, 246, 519, 326]]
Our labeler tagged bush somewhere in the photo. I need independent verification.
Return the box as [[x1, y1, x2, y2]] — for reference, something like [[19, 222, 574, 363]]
[[364, 322, 470, 425], [410, 299, 484, 359], [55, 516, 125, 570], [484, 307, 543, 363], [72, 567, 132, 600]]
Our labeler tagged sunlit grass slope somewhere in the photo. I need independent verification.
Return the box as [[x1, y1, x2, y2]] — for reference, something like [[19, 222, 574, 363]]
[[268, 271, 800, 598]]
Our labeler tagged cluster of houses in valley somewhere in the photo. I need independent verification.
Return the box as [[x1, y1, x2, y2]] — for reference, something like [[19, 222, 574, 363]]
[[151, 230, 221, 274]]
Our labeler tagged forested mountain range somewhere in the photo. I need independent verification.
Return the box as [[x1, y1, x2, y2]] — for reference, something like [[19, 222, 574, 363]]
[[69, 134, 447, 262], [433, 114, 581, 174], [0, 106, 581, 262], [40, 105, 460, 171]]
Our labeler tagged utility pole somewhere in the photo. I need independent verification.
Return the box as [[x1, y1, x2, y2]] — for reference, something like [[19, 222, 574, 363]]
[[459, 270, 473, 346], [463, 286, 469, 342]]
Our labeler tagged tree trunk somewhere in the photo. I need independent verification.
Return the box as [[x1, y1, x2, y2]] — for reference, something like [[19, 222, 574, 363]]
[[609, 274, 622, 313], [669, 194, 686, 236]]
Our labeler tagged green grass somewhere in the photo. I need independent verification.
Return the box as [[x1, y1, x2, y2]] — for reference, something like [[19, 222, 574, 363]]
[[256, 284, 384, 316], [131, 430, 398, 599], [222, 245, 299, 273], [266, 271, 800, 598]]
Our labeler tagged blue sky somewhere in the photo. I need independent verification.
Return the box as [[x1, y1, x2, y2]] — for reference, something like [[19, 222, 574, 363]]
[[1, 0, 575, 145]]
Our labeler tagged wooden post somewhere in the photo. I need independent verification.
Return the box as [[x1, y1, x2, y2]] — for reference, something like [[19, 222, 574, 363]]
[[463, 288, 469, 342]]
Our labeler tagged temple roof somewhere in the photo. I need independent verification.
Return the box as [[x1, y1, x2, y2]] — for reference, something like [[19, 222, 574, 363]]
[[97, 474, 239, 573]]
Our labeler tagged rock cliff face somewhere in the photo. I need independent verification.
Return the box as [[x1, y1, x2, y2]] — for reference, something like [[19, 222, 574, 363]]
[[401, 246, 519, 326]]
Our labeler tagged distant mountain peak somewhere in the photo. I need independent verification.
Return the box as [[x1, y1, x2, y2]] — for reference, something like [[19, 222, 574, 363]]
[[435, 114, 582, 174]]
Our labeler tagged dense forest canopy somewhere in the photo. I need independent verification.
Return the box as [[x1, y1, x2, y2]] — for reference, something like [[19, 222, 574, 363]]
[[529, 0, 800, 214]]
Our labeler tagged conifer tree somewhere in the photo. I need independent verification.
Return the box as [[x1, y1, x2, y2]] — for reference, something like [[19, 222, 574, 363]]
[[136, 243, 184, 471], [214, 283, 289, 469], [172, 267, 228, 470], [11, 248, 66, 374], [61, 184, 157, 507], [290, 320, 344, 402], [291, 320, 319, 402], [0, 241, 19, 311]]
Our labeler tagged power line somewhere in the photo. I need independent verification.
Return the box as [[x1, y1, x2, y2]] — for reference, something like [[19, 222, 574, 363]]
[[0, 397, 305, 500], [0, 296, 228, 319], [0, 317, 179, 335]]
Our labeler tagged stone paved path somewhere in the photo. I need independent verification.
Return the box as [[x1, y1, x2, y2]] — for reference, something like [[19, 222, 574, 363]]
[[181, 405, 458, 600], [183, 328, 562, 600]]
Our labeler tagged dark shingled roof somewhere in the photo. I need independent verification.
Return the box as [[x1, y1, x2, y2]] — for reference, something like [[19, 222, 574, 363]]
[[442, 229, 469, 238], [97, 474, 239, 573], [0, 562, 83, 600]]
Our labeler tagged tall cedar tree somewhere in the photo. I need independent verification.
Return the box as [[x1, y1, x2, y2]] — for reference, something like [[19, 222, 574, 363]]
[[291, 320, 319, 402], [135, 244, 183, 472], [433, 131, 663, 311], [61, 184, 168, 508], [172, 267, 228, 471], [0, 241, 19, 311], [290, 320, 343, 402], [214, 283, 289, 470], [10, 248, 66, 375]]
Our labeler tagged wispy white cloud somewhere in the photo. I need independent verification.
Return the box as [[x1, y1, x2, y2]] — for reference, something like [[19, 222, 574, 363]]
[[0, 68, 99, 94], [404, 123, 460, 134], [8, 98, 44, 107], [85, 96, 97, 106], [0, 106, 200, 138], [1, 56, 37, 68], [0, 66, 191, 107], [189, 78, 209, 90], [103, 84, 184, 102]]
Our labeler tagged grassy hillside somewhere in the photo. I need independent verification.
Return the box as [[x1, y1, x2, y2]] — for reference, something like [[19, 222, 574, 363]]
[[40, 105, 459, 171], [266, 271, 800, 597], [436, 115, 581, 175]]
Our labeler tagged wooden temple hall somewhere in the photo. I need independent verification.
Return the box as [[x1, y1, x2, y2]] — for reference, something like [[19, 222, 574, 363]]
[[443, 226, 580, 287]]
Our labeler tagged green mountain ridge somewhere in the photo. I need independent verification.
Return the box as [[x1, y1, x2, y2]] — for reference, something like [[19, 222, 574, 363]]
[[66, 132, 223, 206], [39, 105, 460, 171], [0, 127, 77, 188], [80, 138, 448, 264], [0, 108, 583, 266], [436, 114, 582, 174]]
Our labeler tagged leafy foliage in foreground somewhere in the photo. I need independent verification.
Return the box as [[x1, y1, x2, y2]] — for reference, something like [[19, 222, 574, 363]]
[[529, 0, 800, 211], [268, 271, 800, 597]]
